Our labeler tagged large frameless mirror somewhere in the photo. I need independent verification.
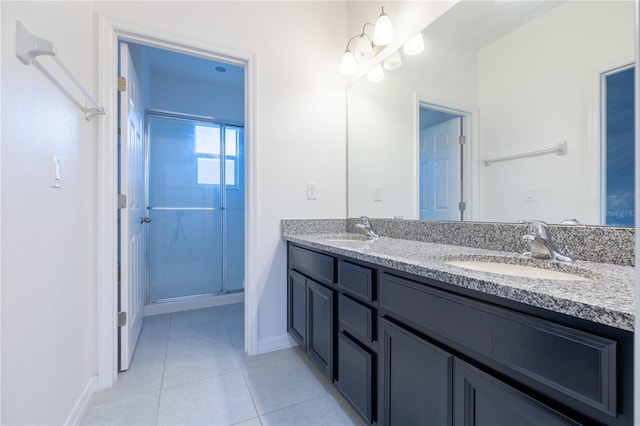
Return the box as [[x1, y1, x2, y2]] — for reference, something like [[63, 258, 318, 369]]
[[347, 0, 635, 226]]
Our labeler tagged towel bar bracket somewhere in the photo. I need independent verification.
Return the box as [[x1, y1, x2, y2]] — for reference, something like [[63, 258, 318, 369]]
[[16, 20, 105, 121]]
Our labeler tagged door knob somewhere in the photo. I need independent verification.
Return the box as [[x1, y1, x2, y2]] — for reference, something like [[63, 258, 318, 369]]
[[140, 216, 151, 224]]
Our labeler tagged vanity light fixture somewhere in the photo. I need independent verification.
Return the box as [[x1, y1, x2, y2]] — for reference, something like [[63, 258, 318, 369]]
[[373, 7, 394, 46], [383, 51, 402, 70], [403, 32, 425, 56], [340, 6, 394, 76]]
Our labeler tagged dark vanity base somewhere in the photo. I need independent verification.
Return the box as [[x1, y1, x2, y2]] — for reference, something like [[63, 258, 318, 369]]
[[286, 242, 634, 425]]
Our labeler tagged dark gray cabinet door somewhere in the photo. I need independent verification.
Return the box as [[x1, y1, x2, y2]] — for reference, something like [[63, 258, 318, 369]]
[[307, 279, 335, 381], [379, 317, 453, 426], [287, 270, 307, 347], [338, 332, 374, 424], [453, 359, 580, 426]]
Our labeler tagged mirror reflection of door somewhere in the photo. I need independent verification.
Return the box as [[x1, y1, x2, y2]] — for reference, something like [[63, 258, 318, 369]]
[[603, 65, 635, 227], [419, 107, 465, 220]]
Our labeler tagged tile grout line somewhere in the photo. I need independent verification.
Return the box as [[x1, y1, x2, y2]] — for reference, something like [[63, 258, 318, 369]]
[[229, 310, 264, 426], [153, 313, 172, 425]]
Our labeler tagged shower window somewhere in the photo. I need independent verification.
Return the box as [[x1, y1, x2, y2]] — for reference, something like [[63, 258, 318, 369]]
[[195, 124, 239, 187]]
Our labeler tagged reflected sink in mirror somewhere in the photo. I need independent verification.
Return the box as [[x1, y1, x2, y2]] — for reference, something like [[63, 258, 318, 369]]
[[444, 256, 599, 281]]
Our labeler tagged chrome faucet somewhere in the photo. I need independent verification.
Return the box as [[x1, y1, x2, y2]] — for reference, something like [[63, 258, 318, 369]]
[[356, 216, 379, 239], [522, 220, 573, 262]]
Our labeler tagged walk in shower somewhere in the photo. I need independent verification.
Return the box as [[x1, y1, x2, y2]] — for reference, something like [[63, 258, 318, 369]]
[[146, 112, 244, 302]]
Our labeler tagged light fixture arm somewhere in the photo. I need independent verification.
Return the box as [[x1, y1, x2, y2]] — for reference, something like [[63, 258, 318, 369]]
[[344, 34, 362, 52]]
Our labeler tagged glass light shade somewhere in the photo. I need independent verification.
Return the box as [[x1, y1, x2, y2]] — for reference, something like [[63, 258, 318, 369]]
[[367, 64, 384, 82], [383, 51, 402, 70], [340, 50, 358, 75], [373, 8, 394, 46], [403, 32, 424, 56], [355, 34, 373, 62]]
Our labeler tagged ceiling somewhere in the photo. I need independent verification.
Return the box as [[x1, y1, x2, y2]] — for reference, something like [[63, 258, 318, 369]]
[[129, 42, 245, 88]]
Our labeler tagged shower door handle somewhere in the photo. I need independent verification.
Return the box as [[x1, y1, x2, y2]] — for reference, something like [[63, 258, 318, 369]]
[[140, 216, 151, 224]]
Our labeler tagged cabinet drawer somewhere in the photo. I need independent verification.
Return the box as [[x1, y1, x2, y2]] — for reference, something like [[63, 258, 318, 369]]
[[338, 332, 374, 424], [289, 245, 335, 285], [338, 260, 374, 302], [339, 294, 374, 344], [379, 273, 617, 417]]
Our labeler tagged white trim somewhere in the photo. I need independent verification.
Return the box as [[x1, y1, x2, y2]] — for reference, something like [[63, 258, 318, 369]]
[[244, 54, 259, 356], [96, 15, 119, 390], [144, 293, 244, 316], [63, 376, 97, 426], [257, 334, 296, 355], [634, 2, 639, 422], [96, 14, 258, 388], [413, 94, 479, 221]]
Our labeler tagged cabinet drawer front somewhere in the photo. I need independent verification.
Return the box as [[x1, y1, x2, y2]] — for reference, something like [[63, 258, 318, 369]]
[[289, 245, 335, 285], [338, 332, 374, 424], [379, 273, 617, 417], [339, 294, 374, 344], [339, 261, 374, 302]]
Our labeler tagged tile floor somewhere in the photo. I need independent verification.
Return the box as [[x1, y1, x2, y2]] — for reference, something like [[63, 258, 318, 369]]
[[80, 303, 365, 426]]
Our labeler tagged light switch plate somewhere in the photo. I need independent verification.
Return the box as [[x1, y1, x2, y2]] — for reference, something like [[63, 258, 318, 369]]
[[374, 186, 383, 201], [50, 155, 61, 189], [306, 182, 317, 200]]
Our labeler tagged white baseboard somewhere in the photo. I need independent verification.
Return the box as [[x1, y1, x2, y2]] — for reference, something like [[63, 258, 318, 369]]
[[64, 376, 97, 426], [143, 292, 244, 316], [257, 333, 296, 354]]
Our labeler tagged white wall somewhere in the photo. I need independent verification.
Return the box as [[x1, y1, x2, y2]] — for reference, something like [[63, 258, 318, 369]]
[[149, 72, 244, 124], [1, 2, 95, 424], [478, 1, 635, 224]]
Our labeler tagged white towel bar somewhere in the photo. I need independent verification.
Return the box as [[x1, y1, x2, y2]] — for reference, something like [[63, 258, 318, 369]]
[[483, 141, 567, 166], [15, 20, 105, 121]]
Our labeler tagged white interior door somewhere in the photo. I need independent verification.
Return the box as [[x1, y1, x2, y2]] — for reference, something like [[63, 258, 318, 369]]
[[119, 43, 146, 371], [419, 117, 461, 220]]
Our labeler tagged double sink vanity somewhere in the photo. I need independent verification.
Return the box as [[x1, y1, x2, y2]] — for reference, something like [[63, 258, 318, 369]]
[[282, 218, 635, 425]]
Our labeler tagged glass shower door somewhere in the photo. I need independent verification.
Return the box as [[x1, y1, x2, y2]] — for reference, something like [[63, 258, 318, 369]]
[[147, 114, 243, 301]]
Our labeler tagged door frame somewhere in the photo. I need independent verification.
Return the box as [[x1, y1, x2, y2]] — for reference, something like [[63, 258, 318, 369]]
[[95, 14, 258, 389], [413, 94, 478, 221]]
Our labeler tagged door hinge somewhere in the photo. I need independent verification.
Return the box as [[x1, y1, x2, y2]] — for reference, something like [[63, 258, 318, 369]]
[[459, 135, 466, 145], [118, 194, 127, 209], [117, 127, 121, 136], [118, 76, 127, 92], [118, 311, 127, 327], [459, 201, 466, 212]]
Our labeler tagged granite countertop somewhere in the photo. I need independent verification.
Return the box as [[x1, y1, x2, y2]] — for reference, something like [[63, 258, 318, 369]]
[[283, 232, 636, 332]]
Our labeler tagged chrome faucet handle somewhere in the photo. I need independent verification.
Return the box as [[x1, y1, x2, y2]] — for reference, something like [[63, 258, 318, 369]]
[[356, 216, 379, 238], [523, 220, 550, 238], [520, 220, 573, 262]]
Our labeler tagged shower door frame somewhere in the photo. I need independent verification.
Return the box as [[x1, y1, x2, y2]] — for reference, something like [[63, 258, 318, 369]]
[[145, 110, 244, 303]]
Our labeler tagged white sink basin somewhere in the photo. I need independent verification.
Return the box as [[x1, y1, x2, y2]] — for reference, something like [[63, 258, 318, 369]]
[[445, 260, 591, 281]]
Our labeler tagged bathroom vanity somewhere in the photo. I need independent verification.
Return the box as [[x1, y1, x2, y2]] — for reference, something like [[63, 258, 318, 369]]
[[283, 221, 634, 426]]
